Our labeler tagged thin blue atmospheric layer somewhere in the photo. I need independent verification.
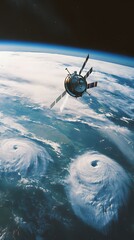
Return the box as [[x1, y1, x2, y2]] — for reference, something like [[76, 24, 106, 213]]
[[0, 40, 133, 67]]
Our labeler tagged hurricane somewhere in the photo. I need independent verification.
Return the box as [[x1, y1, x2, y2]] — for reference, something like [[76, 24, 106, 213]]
[[0, 138, 52, 178], [67, 152, 130, 232]]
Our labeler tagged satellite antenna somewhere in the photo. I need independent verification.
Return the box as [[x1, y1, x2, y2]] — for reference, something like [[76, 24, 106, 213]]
[[50, 54, 97, 108]]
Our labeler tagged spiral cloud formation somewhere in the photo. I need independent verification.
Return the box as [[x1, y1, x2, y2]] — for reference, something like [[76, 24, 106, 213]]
[[67, 152, 130, 231], [0, 138, 51, 178]]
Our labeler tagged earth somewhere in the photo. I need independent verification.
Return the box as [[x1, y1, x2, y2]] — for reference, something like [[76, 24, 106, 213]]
[[0, 43, 134, 240]]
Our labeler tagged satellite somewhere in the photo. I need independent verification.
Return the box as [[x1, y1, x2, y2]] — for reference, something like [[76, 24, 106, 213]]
[[50, 54, 97, 108]]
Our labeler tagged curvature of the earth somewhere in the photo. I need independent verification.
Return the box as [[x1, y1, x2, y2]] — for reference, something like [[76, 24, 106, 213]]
[[0, 44, 134, 240]]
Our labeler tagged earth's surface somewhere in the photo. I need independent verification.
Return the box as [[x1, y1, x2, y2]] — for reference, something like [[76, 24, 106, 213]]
[[0, 44, 134, 240]]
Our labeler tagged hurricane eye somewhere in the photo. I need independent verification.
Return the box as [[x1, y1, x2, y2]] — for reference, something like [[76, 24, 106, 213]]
[[91, 160, 99, 167], [13, 145, 18, 150]]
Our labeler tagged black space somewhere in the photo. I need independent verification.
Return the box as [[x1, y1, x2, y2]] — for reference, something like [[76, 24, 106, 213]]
[[0, 0, 134, 56]]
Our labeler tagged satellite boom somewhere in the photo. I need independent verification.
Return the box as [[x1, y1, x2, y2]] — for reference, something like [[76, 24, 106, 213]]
[[65, 68, 71, 75], [79, 54, 89, 75]]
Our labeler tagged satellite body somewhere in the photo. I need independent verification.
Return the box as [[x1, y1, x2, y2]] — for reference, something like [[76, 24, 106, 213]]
[[64, 72, 87, 97]]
